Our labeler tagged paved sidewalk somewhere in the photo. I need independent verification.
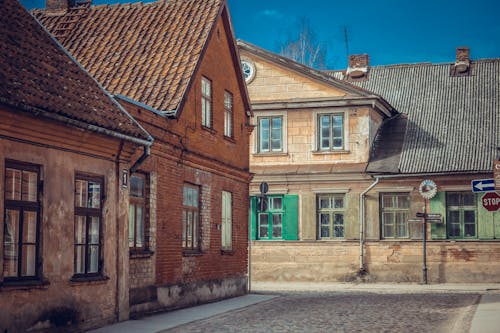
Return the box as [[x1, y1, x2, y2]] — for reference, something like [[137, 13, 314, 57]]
[[87, 283, 500, 333], [87, 294, 276, 333]]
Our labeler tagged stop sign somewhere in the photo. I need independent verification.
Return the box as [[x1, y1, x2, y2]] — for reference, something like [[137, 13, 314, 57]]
[[482, 192, 500, 212]]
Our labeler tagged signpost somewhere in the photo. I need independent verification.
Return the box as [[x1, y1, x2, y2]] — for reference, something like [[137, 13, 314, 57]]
[[471, 179, 495, 193], [417, 180, 438, 285], [482, 192, 500, 212], [495, 160, 500, 190]]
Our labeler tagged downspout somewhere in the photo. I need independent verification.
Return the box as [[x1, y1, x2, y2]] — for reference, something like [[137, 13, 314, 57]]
[[130, 145, 151, 174], [359, 176, 380, 271]]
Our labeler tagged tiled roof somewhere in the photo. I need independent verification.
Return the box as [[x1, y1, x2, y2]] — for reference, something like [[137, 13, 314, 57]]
[[34, 0, 223, 113], [1, 0, 151, 142], [332, 60, 500, 174]]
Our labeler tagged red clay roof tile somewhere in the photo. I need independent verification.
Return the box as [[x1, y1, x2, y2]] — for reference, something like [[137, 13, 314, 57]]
[[35, 0, 222, 113], [1, 0, 150, 142]]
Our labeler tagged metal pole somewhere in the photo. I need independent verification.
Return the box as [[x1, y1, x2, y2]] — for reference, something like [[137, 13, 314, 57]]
[[422, 199, 428, 284]]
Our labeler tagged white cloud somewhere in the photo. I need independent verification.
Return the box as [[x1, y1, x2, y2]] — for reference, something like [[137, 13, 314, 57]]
[[257, 9, 285, 20]]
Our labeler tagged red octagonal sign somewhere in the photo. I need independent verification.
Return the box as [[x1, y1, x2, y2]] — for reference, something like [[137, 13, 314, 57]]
[[482, 192, 500, 212]]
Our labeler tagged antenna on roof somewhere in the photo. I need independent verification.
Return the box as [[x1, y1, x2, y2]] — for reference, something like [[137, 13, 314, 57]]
[[344, 26, 349, 60]]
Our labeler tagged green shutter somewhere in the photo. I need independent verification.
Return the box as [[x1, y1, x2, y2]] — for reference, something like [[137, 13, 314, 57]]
[[478, 193, 496, 239], [430, 192, 446, 240], [250, 196, 257, 240], [283, 194, 299, 240]]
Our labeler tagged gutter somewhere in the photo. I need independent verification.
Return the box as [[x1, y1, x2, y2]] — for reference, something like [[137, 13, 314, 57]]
[[114, 94, 177, 118], [359, 176, 379, 271]]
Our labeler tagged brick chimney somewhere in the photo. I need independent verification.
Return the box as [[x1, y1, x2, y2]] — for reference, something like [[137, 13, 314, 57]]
[[454, 47, 470, 73], [347, 54, 369, 79], [46, 0, 74, 12]]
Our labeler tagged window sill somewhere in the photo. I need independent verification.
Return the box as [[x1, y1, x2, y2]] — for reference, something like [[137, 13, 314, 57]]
[[70, 274, 110, 285], [182, 250, 203, 257], [312, 150, 350, 155], [224, 136, 236, 144], [252, 152, 288, 157], [202, 126, 216, 134], [221, 249, 234, 255], [130, 249, 155, 259], [0, 278, 49, 291]]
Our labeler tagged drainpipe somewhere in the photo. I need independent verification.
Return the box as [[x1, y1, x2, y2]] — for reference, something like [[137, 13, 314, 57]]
[[130, 145, 151, 174], [359, 176, 380, 271]]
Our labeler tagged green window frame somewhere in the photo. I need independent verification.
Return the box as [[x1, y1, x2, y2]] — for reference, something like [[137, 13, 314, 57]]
[[317, 194, 345, 239], [446, 191, 477, 239], [258, 116, 283, 153], [318, 113, 344, 151], [380, 193, 410, 239], [250, 194, 298, 241]]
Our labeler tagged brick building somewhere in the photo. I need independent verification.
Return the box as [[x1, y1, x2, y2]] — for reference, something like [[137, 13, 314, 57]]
[[0, 0, 152, 332], [35, 0, 253, 315], [239, 40, 500, 283]]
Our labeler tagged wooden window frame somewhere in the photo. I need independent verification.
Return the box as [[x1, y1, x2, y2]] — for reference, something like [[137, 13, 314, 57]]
[[446, 191, 477, 239], [221, 191, 232, 251], [224, 91, 234, 138], [317, 113, 344, 151], [73, 173, 104, 279], [201, 76, 212, 129], [380, 193, 410, 239], [182, 183, 201, 253], [258, 116, 283, 153], [129, 173, 150, 253], [3, 160, 41, 283], [257, 196, 283, 240], [317, 194, 345, 239]]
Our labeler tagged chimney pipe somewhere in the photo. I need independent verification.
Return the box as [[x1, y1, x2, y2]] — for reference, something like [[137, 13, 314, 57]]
[[347, 54, 369, 79], [46, 0, 73, 12]]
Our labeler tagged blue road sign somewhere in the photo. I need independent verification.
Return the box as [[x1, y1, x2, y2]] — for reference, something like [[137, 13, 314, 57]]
[[471, 179, 495, 193]]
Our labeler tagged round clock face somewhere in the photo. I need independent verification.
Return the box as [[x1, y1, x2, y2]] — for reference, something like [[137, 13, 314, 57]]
[[241, 60, 255, 83]]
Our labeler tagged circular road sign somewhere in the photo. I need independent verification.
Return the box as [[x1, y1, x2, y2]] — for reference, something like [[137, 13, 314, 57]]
[[419, 180, 438, 199], [482, 192, 500, 212], [259, 182, 269, 194]]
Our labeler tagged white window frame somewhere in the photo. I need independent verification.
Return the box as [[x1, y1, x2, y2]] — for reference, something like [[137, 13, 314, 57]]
[[201, 76, 212, 128], [317, 194, 346, 240], [224, 91, 233, 138], [380, 192, 410, 239], [312, 109, 349, 152], [221, 191, 232, 250], [253, 111, 287, 154]]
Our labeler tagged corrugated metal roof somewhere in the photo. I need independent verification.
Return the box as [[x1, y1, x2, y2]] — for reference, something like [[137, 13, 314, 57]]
[[335, 60, 500, 174]]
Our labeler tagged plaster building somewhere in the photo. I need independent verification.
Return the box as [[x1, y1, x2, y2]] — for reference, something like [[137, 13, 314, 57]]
[[35, 0, 253, 317], [0, 0, 152, 331], [239, 40, 500, 283]]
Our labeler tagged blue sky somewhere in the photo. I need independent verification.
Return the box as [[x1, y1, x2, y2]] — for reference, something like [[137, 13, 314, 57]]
[[22, 0, 500, 69]]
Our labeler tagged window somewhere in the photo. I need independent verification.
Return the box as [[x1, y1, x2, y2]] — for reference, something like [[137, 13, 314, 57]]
[[74, 174, 103, 277], [221, 191, 232, 251], [318, 113, 344, 150], [224, 91, 233, 138], [381, 193, 410, 239], [258, 196, 283, 239], [129, 173, 148, 250], [446, 192, 477, 239], [258, 116, 282, 153], [201, 76, 212, 128], [317, 194, 345, 239], [3, 161, 40, 281], [182, 184, 200, 251]]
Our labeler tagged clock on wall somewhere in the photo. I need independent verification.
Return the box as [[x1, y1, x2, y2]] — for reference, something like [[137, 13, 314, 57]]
[[241, 60, 256, 83]]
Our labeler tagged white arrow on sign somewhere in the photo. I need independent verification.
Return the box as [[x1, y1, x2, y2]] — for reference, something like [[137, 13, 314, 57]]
[[472, 179, 495, 192]]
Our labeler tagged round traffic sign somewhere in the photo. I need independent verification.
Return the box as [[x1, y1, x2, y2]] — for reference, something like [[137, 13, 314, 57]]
[[482, 192, 500, 212]]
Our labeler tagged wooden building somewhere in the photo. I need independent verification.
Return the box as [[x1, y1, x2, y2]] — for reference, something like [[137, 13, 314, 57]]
[[35, 0, 253, 315], [0, 0, 152, 331], [239, 40, 500, 283]]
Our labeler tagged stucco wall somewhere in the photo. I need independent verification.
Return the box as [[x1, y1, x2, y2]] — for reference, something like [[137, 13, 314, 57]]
[[0, 135, 127, 332]]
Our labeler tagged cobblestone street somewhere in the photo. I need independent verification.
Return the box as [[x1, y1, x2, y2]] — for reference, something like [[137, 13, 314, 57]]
[[161, 291, 479, 333]]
